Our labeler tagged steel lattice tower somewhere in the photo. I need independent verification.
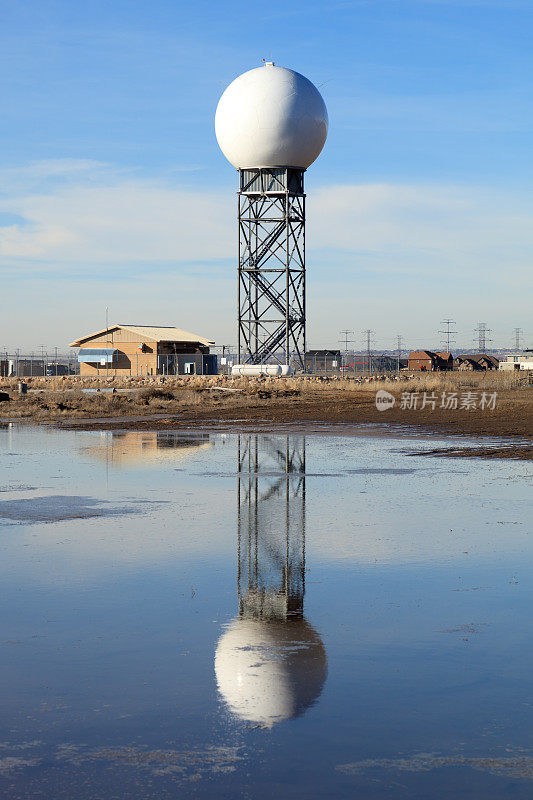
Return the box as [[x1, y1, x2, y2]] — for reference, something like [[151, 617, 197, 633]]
[[238, 168, 306, 369]]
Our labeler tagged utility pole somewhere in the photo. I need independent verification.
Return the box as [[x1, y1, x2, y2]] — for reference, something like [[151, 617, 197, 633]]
[[474, 322, 492, 354], [221, 344, 233, 375], [514, 328, 523, 351], [396, 334, 403, 375], [364, 329, 374, 375], [438, 319, 456, 352], [106, 307, 110, 377], [338, 330, 354, 375]]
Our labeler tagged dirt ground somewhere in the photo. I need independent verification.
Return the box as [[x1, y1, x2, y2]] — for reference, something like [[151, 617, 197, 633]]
[[1, 374, 532, 459]]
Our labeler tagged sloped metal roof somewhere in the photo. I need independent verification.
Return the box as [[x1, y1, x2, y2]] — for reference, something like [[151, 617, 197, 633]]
[[70, 325, 214, 347]]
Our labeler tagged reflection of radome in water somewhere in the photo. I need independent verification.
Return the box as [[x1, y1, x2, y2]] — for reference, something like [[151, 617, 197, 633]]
[[216, 435, 327, 727], [82, 432, 213, 467], [215, 618, 327, 727]]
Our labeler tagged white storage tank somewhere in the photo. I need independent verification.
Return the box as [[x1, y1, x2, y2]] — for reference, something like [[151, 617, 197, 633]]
[[231, 364, 292, 377]]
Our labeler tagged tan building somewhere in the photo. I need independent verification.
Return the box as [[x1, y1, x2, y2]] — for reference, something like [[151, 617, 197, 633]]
[[70, 324, 216, 377], [499, 352, 533, 371]]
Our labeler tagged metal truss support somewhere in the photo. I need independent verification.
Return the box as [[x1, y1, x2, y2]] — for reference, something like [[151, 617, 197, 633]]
[[237, 167, 306, 369]]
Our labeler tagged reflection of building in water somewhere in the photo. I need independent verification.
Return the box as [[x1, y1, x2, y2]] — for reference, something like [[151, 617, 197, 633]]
[[215, 435, 327, 727], [84, 431, 213, 467]]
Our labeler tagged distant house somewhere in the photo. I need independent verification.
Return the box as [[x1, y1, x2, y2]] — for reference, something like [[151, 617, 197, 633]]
[[408, 351, 435, 371], [455, 356, 481, 371], [475, 354, 499, 370], [408, 350, 451, 371], [499, 352, 533, 371], [454, 354, 499, 371], [435, 352, 454, 371]]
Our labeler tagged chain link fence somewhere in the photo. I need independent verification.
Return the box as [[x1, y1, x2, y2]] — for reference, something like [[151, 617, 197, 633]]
[[0, 348, 402, 379], [0, 352, 80, 378]]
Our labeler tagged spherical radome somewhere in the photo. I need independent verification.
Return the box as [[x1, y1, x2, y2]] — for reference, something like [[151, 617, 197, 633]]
[[215, 63, 328, 170], [214, 618, 327, 727]]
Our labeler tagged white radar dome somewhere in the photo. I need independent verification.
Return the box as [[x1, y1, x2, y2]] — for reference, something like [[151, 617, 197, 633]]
[[215, 63, 328, 170], [214, 618, 327, 727]]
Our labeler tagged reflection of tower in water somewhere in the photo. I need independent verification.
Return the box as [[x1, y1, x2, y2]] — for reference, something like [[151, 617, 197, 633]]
[[215, 435, 326, 727], [237, 434, 306, 620]]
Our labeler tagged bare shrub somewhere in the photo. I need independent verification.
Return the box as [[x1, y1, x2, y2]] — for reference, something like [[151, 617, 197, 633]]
[[138, 388, 175, 403]]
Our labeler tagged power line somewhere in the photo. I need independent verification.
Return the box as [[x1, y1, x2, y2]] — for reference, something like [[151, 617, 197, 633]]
[[363, 329, 375, 375], [338, 330, 354, 374], [338, 330, 354, 352], [438, 319, 456, 351], [396, 334, 403, 374]]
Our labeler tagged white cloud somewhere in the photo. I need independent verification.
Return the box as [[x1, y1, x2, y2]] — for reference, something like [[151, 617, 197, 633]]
[[0, 162, 234, 266], [307, 183, 533, 289], [0, 160, 531, 347], [1, 162, 531, 283]]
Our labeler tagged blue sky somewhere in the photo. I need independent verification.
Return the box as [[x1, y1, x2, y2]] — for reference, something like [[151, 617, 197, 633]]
[[1, 0, 532, 352]]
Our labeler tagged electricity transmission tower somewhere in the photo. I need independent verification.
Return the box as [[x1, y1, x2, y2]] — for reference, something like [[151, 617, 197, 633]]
[[364, 329, 374, 375], [438, 319, 456, 352], [474, 322, 492, 353], [396, 334, 403, 374], [339, 330, 354, 371], [514, 328, 523, 351], [339, 330, 354, 352]]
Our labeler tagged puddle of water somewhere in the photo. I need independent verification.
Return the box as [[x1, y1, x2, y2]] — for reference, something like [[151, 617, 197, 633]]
[[0, 423, 532, 799]]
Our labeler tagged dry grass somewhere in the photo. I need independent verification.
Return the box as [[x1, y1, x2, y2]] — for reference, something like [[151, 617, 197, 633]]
[[0, 386, 224, 419], [0, 370, 528, 422], [289, 370, 524, 394], [0, 370, 523, 393]]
